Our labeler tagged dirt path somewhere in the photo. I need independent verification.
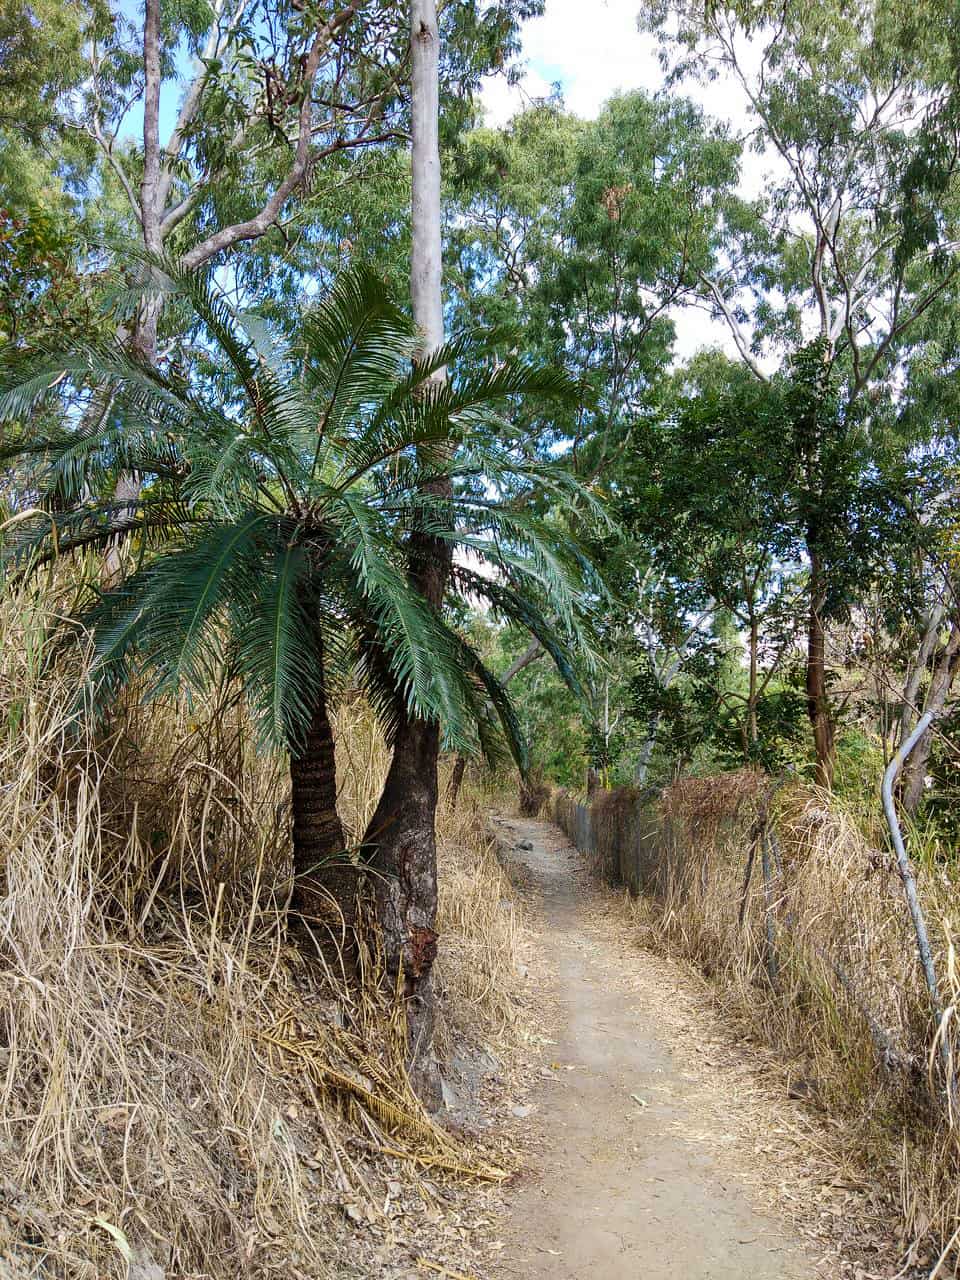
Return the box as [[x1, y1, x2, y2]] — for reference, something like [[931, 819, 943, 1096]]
[[492, 814, 829, 1280]]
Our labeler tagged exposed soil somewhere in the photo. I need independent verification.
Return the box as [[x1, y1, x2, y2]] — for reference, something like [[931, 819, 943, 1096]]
[[326, 810, 905, 1279], [489, 814, 869, 1280]]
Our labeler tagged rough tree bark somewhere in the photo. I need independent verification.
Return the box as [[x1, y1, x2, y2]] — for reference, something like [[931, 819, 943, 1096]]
[[806, 544, 836, 790], [363, 0, 446, 1108], [289, 640, 350, 923]]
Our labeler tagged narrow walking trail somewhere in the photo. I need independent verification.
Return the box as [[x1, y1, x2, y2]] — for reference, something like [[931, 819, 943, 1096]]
[[491, 814, 830, 1280]]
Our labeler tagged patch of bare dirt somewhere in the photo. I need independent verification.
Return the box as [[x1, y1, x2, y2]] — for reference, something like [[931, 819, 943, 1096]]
[[488, 814, 902, 1280]]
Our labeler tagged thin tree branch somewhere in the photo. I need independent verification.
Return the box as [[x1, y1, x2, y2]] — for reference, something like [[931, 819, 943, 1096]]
[[180, 0, 365, 271], [502, 637, 546, 684], [89, 119, 141, 221], [698, 273, 769, 382], [155, 0, 238, 212]]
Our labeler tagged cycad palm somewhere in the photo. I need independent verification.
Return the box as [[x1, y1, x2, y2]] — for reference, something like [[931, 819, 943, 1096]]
[[1, 264, 591, 915]]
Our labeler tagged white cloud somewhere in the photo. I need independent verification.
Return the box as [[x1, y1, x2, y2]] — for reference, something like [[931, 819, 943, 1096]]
[[477, 0, 779, 365], [480, 0, 653, 125], [480, 66, 555, 128], [482, 0, 664, 124], [671, 311, 744, 365], [481, 0, 759, 129]]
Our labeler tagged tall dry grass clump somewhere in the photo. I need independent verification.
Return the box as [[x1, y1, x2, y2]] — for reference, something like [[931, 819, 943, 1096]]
[[0, 582, 524, 1278], [644, 768, 960, 1264], [433, 785, 523, 1063]]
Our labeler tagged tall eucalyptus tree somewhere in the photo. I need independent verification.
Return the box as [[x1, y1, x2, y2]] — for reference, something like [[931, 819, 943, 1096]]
[[640, 0, 960, 786], [362, 0, 448, 1104]]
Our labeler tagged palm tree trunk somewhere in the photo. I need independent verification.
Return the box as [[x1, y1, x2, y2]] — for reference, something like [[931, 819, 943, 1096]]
[[290, 684, 349, 923], [364, 0, 447, 1109], [806, 544, 835, 789], [446, 753, 467, 806]]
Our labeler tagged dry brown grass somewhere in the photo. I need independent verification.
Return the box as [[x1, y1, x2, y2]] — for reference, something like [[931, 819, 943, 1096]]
[[620, 769, 960, 1271], [0, 581, 524, 1279], [433, 790, 523, 1064]]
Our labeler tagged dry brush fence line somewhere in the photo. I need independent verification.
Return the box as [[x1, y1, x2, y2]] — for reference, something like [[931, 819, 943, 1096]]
[[549, 772, 960, 1271]]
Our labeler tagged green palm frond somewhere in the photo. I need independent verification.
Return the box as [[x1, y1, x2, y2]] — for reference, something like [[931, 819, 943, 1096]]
[[352, 619, 404, 746], [300, 266, 415, 414], [330, 355, 574, 492], [449, 563, 586, 698], [450, 631, 529, 773], [85, 512, 275, 697], [433, 525, 588, 637], [1, 501, 197, 582], [0, 334, 200, 431], [333, 518, 477, 748], [0, 257, 603, 762], [232, 540, 324, 751]]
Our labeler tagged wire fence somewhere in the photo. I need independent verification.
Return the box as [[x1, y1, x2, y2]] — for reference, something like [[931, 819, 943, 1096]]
[[547, 771, 960, 1269]]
